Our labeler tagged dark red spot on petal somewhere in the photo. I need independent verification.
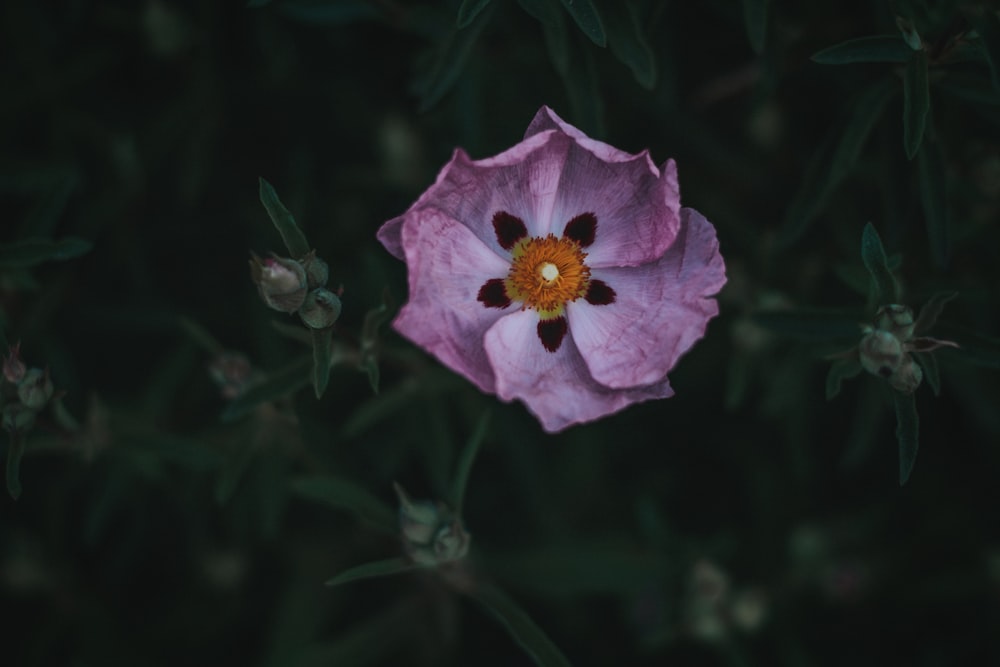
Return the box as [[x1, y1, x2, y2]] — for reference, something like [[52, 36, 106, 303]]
[[492, 211, 528, 250], [537, 316, 568, 353], [563, 213, 597, 247], [585, 279, 616, 306], [477, 278, 511, 308]]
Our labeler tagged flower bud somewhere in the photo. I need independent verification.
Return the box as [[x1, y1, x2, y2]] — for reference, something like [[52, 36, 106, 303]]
[[17, 368, 54, 410], [394, 483, 471, 566], [301, 251, 329, 289], [208, 351, 253, 399], [874, 304, 914, 341], [888, 357, 923, 394], [859, 329, 904, 378], [249, 254, 307, 313], [3, 343, 26, 384], [298, 288, 342, 329]]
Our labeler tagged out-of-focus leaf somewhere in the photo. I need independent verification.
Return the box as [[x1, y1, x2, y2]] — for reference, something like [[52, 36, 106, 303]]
[[177, 316, 224, 354], [914, 292, 957, 335], [826, 356, 863, 399], [272, 0, 378, 24], [19, 172, 76, 238], [258, 178, 310, 259], [811, 35, 913, 64], [291, 475, 396, 534], [413, 4, 493, 112], [451, 409, 491, 515], [311, 327, 333, 399], [781, 83, 892, 243], [861, 223, 899, 305], [895, 16, 922, 51], [220, 356, 311, 422], [606, 2, 656, 88], [541, 4, 570, 75], [122, 433, 222, 473], [934, 72, 1000, 105], [969, 10, 1000, 91], [471, 582, 572, 667], [742, 0, 769, 54], [517, 0, 558, 26], [215, 438, 256, 504], [903, 50, 930, 160], [359, 289, 393, 394], [562, 36, 605, 138], [325, 557, 416, 587], [246, 0, 271, 7], [933, 323, 1000, 370], [914, 352, 941, 396], [559, 0, 605, 47], [300, 600, 417, 666], [0, 237, 92, 269], [457, 0, 493, 28], [893, 390, 919, 485], [751, 309, 861, 341], [5, 431, 26, 500], [917, 139, 950, 269]]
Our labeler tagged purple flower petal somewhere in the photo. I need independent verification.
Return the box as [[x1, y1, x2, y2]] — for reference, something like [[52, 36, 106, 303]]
[[393, 208, 514, 393], [567, 208, 725, 389], [484, 309, 675, 432]]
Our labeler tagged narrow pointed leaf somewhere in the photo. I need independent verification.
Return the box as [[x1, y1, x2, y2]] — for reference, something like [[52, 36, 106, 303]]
[[258, 178, 310, 259], [913, 291, 957, 335], [606, 3, 656, 88], [325, 557, 416, 587], [5, 431, 26, 500], [359, 289, 393, 394], [861, 223, 899, 304], [471, 583, 572, 667], [826, 357, 863, 400], [917, 140, 950, 269], [220, 356, 311, 422], [969, 10, 1000, 91], [291, 475, 396, 534], [559, 0, 605, 47], [0, 237, 92, 269], [457, 0, 493, 28], [903, 50, 930, 160], [414, 5, 493, 112], [562, 37, 604, 137], [451, 409, 491, 515], [811, 35, 913, 64], [311, 327, 333, 399], [742, 0, 769, 55], [914, 352, 941, 396], [893, 390, 919, 485]]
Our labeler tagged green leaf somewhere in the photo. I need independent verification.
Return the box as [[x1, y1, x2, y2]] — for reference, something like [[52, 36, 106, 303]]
[[559, 0, 605, 47], [750, 309, 862, 341], [517, 0, 558, 26], [457, 0, 493, 28], [0, 237, 92, 269], [220, 356, 311, 422], [606, 3, 656, 88], [742, 0, 769, 55], [861, 223, 899, 305], [903, 50, 930, 160], [892, 390, 919, 485], [780, 83, 892, 244], [291, 475, 396, 534], [539, 4, 570, 75], [311, 327, 333, 399], [325, 557, 416, 587], [19, 172, 76, 238], [177, 316, 224, 354], [969, 10, 1000, 91], [916, 139, 950, 269], [258, 178, 310, 259], [562, 35, 605, 138], [359, 289, 393, 394], [826, 357, 863, 400], [471, 583, 572, 667], [413, 5, 493, 112], [811, 35, 913, 64], [450, 409, 491, 515], [914, 352, 941, 396], [271, 0, 378, 25], [5, 431, 26, 500], [913, 291, 957, 335]]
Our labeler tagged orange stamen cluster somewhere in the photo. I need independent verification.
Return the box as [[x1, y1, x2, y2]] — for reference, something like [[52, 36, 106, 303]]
[[504, 234, 590, 318]]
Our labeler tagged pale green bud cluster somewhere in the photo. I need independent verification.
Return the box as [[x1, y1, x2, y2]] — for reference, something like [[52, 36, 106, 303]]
[[394, 483, 470, 566], [249, 250, 341, 330]]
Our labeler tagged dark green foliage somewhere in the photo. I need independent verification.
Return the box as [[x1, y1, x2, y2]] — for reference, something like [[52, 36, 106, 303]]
[[742, 0, 769, 54], [259, 178, 311, 259], [861, 223, 899, 305], [893, 390, 920, 485], [811, 35, 914, 64], [903, 50, 930, 160], [472, 583, 573, 667]]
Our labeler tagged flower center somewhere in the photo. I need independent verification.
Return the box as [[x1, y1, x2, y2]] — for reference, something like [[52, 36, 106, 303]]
[[505, 234, 590, 318]]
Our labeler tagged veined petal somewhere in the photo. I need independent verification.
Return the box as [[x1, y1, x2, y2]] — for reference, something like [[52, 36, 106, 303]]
[[394, 208, 515, 393], [524, 106, 658, 169], [567, 207, 726, 389], [484, 309, 675, 432]]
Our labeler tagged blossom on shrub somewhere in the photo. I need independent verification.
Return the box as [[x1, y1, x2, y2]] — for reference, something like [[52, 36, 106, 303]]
[[378, 107, 726, 432]]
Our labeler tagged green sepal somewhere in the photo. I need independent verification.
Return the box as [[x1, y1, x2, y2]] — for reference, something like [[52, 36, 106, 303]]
[[893, 390, 920, 485], [291, 475, 397, 534], [811, 35, 913, 64], [470, 582, 572, 667], [903, 50, 930, 160], [220, 356, 311, 422], [558, 0, 605, 47], [325, 557, 416, 587], [258, 178, 310, 259], [0, 237, 92, 269], [861, 223, 899, 305]]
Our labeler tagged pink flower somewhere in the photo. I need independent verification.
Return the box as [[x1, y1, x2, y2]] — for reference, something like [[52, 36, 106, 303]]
[[377, 107, 726, 432]]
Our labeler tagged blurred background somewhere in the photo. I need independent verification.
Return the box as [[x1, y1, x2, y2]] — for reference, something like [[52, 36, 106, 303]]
[[2, 0, 1000, 665]]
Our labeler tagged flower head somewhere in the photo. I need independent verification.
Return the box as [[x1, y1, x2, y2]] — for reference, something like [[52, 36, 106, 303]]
[[378, 107, 726, 432]]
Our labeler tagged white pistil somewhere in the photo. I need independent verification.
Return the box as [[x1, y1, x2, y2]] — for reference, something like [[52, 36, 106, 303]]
[[539, 262, 559, 283]]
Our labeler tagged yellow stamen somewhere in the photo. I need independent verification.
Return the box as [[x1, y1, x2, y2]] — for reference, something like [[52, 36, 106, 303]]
[[505, 234, 590, 318]]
